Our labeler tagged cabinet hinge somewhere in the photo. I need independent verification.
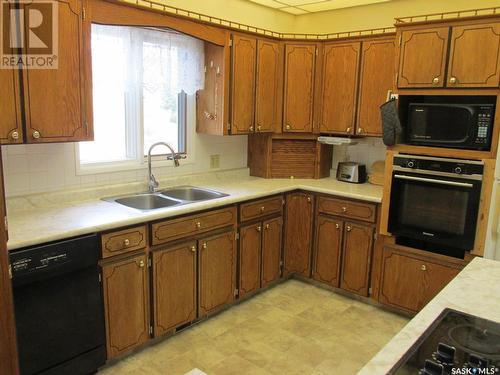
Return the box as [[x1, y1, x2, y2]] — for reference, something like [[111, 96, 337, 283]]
[[149, 326, 153, 335], [282, 199, 285, 206], [374, 232, 378, 240], [227, 123, 231, 132], [229, 38, 233, 47], [82, 6, 86, 20], [235, 232, 240, 241], [98, 274, 102, 283], [234, 288, 239, 297], [148, 258, 152, 268], [315, 47, 318, 56], [368, 287, 373, 295], [8, 264, 12, 280]]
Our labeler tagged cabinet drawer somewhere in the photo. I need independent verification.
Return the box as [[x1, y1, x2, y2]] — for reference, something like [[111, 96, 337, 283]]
[[239, 196, 283, 222], [317, 197, 376, 223], [152, 206, 237, 245], [101, 225, 147, 259]]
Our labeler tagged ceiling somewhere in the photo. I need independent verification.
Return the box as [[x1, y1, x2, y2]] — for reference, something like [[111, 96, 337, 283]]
[[246, 0, 392, 15]]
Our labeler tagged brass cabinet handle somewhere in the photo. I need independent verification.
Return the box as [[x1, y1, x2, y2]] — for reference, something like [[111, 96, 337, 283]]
[[139, 260, 145, 268], [357, 128, 363, 134], [260, 206, 265, 212], [342, 206, 347, 213], [335, 223, 340, 229], [256, 226, 262, 232], [32, 130, 41, 139], [346, 226, 352, 232], [196, 221, 201, 229], [346, 127, 351, 133], [421, 264, 427, 271], [123, 238, 130, 246], [449, 77, 457, 84], [285, 124, 291, 131], [265, 224, 270, 230], [432, 77, 439, 84], [190, 246, 196, 253], [307, 196, 312, 203], [257, 125, 262, 132], [10, 131, 19, 140], [249, 126, 254, 132], [202, 243, 207, 250]]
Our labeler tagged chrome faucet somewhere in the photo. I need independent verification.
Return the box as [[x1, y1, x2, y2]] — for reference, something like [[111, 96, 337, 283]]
[[147, 142, 180, 193]]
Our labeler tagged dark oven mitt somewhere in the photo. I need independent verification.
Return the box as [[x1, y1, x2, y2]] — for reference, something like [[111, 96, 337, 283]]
[[380, 98, 402, 146]]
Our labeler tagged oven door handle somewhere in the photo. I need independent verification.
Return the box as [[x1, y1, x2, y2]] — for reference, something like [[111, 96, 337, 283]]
[[394, 174, 474, 188]]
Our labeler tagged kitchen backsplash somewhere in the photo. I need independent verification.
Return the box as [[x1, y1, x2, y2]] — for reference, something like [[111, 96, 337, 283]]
[[332, 137, 387, 172]]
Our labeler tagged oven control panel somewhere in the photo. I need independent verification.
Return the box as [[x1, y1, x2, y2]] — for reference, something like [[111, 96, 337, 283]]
[[474, 106, 494, 145], [394, 156, 484, 176]]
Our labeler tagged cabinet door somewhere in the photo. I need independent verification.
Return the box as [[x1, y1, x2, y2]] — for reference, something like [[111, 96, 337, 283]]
[[312, 216, 343, 287], [255, 39, 282, 133], [397, 27, 449, 88], [22, 0, 92, 142], [283, 44, 316, 133], [357, 38, 396, 137], [102, 254, 149, 359], [239, 223, 262, 298], [0, 69, 23, 144], [421, 261, 461, 307], [340, 222, 373, 296], [283, 192, 314, 277], [261, 217, 283, 287], [230, 34, 257, 135], [320, 42, 360, 135], [199, 231, 237, 315], [152, 241, 197, 337], [447, 23, 500, 88]]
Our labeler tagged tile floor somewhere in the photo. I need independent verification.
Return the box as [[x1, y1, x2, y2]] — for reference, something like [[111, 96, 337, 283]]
[[100, 280, 409, 375]]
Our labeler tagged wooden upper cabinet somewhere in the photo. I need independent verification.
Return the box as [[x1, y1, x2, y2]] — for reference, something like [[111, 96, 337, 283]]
[[320, 42, 360, 135], [261, 217, 283, 288], [152, 242, 197, 337], [283, 43, 317, 133], [313, 216, 343, 287], [447, 23, 500, 88], [340, 222, 373, 296], [239, 223, 262, 298], [102, 254, 149, 359], [397, 27, 449, 88], [283, 192, 314, 277], [357, 38, 395, 137], [198, 230, 236, 316], [22, 0, 92, 143], [230, 34, 256, 134], [255, 39, 282, 133], [0, 70, 23, 144]]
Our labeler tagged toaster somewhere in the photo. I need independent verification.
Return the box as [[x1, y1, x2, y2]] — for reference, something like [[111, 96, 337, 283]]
[[336, 162, 367, 183]]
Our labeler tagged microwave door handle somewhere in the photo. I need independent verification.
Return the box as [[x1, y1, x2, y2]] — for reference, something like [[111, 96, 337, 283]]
[[394, 174, 474, 188]]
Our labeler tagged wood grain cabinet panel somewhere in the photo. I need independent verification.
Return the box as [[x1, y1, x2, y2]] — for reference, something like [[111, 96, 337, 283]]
[[397, 27, 449, 88], [152, 242, 197, 337], [320, 42, 360, 135], [312, 216, 343, 287], [283, 44, 317, 133], [317, 197, 377, 223], [102, 254, 149, 359], [239, 196, 283, 222], [447, 23, 500, 88], [22, 0, 93, 142], [255, 39, 282, 133], [340, 222, 373, 296], [239, 224, 262, 298], [283, 192, 314, 277], [261, 217, 283, 287], [230, 34, 256, 134], [357, 38, 395, 136], [0, 69, 23, 144], [199, 231, 237, 315], [101, 225, 147, 259]]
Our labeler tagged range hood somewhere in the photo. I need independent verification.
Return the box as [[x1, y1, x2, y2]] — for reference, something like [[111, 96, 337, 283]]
[[317, 136, 358, 146]]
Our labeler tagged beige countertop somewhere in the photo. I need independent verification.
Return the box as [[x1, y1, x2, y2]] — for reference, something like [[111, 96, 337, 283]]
[[6, 174, 383, 250], [358, 257, 500, 375]]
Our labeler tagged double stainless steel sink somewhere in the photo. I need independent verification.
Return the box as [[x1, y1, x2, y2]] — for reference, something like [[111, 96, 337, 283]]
[[106, 186, 229, 211]]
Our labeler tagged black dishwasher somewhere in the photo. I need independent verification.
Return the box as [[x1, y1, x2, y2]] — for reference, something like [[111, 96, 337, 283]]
[[10, 234, 106, 375]]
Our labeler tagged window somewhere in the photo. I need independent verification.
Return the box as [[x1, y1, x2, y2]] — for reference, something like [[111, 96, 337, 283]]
[[78, 24, 204, 167]]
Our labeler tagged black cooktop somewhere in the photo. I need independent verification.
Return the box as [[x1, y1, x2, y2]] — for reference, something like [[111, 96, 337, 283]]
[[390, 309, 500, 375]]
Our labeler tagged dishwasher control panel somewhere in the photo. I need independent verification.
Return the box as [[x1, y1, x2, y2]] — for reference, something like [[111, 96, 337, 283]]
[[10, 250, 69, 276]]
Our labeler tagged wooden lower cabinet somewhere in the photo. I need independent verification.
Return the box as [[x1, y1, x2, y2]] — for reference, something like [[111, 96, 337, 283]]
[[284, 192, 314, 277], [340, 222, 373, 296], [102, 254, 150, 359], [312, 215, 343, 287], [378, 246, 463, 313], [199, 230, 237, 315], [261, 217, 283, 287], [239, 223, 262, 298], [152, 241, 197, 337]]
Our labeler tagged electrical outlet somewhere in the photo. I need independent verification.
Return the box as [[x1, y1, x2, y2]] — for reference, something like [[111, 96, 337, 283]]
[[210, 154, 220, 169]]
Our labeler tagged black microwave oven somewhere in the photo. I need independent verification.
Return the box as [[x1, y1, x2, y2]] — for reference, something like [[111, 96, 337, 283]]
[[406, 103, 495, 150]]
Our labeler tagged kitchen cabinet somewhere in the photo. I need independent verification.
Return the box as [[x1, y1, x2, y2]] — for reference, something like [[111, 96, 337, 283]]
[[340, 222, 373, 296], [199, 230, 237, 316], [152, 241, 197, 337], [101, 225, 147, 259], [312, 215, 343, 287], [239, 223, 262, 298], [0, 69, 23, 144], [283, 192, 314, 277], [20, 0, 93, 143], [102, 254, 150, 359], [283, 43, 317, 133], [261, 217, 283, 287], [378, 246, 463, 313], [319, 42, 360, 135], [356, 38, 395, 136], [230, 34, 256, 134]]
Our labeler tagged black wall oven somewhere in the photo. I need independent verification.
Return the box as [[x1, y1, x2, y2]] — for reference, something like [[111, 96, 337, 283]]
[[388, 155, 484, 258]]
